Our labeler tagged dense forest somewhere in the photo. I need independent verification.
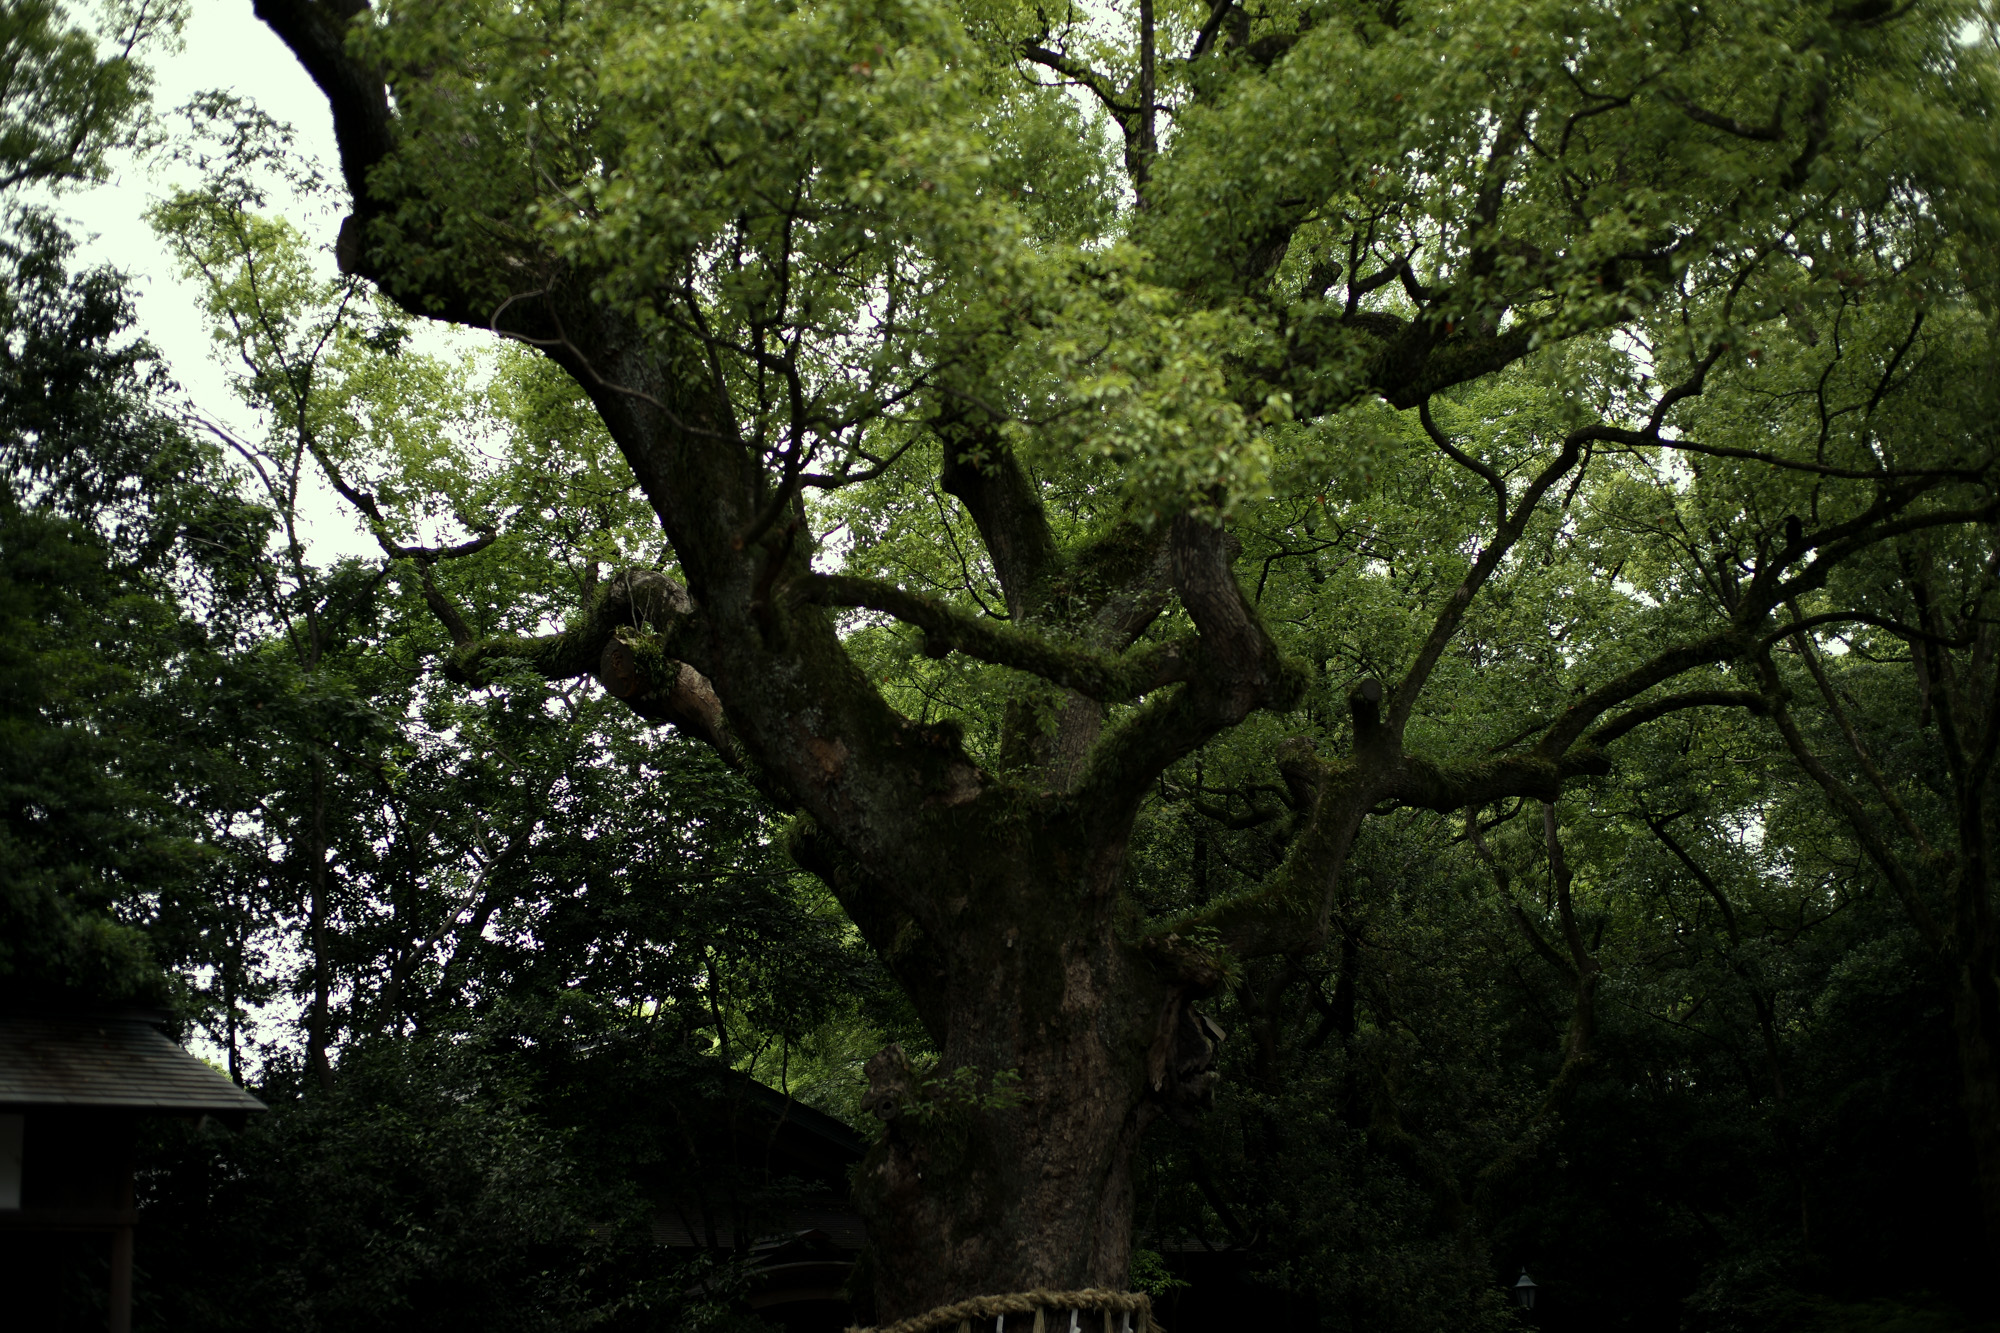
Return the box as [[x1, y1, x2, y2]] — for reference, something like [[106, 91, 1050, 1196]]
[[4, 0, 1999, 1328]]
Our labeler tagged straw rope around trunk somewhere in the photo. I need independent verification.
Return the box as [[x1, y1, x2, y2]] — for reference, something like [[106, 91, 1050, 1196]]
[[844, 1288, 1157, 1333]]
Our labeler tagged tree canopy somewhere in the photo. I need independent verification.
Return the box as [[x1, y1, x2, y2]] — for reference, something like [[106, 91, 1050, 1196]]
[[240, 0, 2000, 1316], [7, 0, 2000, 1327]]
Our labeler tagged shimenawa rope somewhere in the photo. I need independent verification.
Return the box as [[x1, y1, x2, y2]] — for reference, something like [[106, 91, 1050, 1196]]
[[844, 1287, 1157, 1333]]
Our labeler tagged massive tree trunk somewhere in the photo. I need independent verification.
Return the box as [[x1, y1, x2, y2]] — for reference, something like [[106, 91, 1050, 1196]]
[[852, 903, 1168, 1314], [794, 795, 1223, 1315]]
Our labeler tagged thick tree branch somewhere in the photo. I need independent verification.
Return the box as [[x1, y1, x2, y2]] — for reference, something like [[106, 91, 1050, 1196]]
[[1068, 516, 1305, 840], [251, 0, 388, 203], [1585, 689, 1767, 749], [1388, 748, 1613, 812], [1758, 609, 1975, 652], [937, 420, 1059, 619], [1535, 630, 1752, 759], [1753, 495, 2000, 616]]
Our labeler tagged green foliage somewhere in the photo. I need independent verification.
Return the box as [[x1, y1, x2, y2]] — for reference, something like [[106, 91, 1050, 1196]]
[[0, 0, 181, 193], [13, 0, 2000, 1324], [0, 505, 178, 1004], [0, 209, 269, 1007], [137, 1030, 732, 1333], [1127, 1248, 1187, 1299]]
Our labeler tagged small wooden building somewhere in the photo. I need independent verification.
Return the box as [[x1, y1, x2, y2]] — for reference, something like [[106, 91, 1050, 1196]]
[[0, 1009, 265, 1332], [647, 1070, 870, 1331]]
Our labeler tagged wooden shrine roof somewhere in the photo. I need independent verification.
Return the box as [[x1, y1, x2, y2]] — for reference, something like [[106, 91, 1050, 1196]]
[[0, 1014, 266, 1115]]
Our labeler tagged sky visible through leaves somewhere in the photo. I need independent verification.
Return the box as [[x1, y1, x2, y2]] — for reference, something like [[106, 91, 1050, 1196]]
[[45, 0, 461, 565]]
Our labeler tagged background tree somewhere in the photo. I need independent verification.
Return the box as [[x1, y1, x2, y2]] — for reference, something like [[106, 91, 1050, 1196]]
[[0, 0, 258, 1008], [0, 208, 259, 1008], [1751, 511, 2000, 1271]]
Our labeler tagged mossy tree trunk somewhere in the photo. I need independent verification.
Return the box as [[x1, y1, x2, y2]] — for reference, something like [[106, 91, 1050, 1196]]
[[843, 878, 1170, 1314]]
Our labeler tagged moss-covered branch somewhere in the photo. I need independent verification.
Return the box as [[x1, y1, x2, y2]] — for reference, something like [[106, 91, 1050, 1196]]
[[807, 573, 1193, 702], [442, 569, 739, 761], [445, 569, 699, 685], [1158, 740, 1615, 964]]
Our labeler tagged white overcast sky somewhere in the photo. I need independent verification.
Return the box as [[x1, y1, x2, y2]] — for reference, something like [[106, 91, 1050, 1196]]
[[50, 0, 416, 560]]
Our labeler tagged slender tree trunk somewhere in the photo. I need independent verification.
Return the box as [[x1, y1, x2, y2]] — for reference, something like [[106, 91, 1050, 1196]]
[[306, 755, 335, 1093], [1947, 945, 2000, 1277], [1747, 987, 1815, 1245], [224, 938, 241, 1085]]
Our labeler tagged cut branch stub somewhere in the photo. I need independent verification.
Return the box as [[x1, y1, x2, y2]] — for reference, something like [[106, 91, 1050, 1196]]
[[593, 638, 739, 765], [1349, 678, 1384, 744], [447, 569, 700, 688], [600, 637, 646, 699], [1275, 735, 1324, 812], [862, 1043, 915, 1121]]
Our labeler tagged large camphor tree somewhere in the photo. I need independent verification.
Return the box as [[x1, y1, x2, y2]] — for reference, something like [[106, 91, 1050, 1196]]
[[249, 0, 2000, 1313]]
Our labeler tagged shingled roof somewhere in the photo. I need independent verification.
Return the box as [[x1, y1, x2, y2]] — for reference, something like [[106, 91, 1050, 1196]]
[[0, 1014, 266, 1116]]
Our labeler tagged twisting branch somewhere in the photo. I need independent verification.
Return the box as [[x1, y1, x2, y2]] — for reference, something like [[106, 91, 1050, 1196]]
[[1386, 424, 1589, 738], [1751, 643, 1947, 950], [1419, 396, 1508, 523]]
